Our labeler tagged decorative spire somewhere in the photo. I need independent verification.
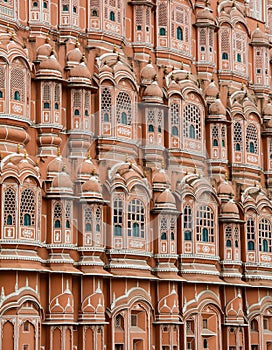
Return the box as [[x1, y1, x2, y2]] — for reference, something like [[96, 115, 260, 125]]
[[17, 144, 20, 154], [45, 32, 50, 43], [148, 55, 152, 64], [180, 61, 184, 70], [80, 54, 85, 63], [75, 37, 79, 47], [23, 149, 27, 159], [57, 147, 61, 157], [113, 45, 117, 53]]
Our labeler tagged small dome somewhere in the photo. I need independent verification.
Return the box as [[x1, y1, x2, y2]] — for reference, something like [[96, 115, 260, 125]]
[[48, 156, 64, 174], [218, 181, 235, 197], [69, 62, 91, 79], [52, 172, 73, 190], [209, 98, 226, 116], [78, 159, 96, 179], [82, 176, 102, 194], [196, 7, 214, 22], [36, 43, 52, 59], [251, 26, 268, 44], [153, 169, 169, 185], [39, 53, 62, 74], [205, 81, 219, 97], [221, 201, 239, 215], [263, 102, 272, 117], [113, 59, 131, 74], [143, 80, 163, 99], [141, 62, 156, 82], [155, 189, 177, 210], [66, 47, 82, 64]]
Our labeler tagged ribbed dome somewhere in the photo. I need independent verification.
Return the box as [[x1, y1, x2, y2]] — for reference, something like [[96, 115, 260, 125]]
[[156, 189, 176, 205], [52, 172, 73, 189], [221, 201, 239, 215], [78, 159, 96, 179], [218, 181, 234, 197], [141, 63, 156, 82], [39, 53, 62, 74], [82, 176, 102, 194], [209, 99, 226, 116], [36, 43, 52, 59], [196, 7, 214, 22], [205, 81, 219, 97], [153, 170, 169, 185], [48, 156, 64, 173], [143, 80, 163, 99], [251, 26, 268, 43], [69, 62, 91, 79], [66, 47, 82, 64]]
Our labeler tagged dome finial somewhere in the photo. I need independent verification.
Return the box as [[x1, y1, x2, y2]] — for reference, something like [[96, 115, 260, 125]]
[[45, 32, 50, 43], [180, 61, 184, 70], [87, 150, 91, 160], [225, 172, 228, 181], [24, 149, 27, 159], [57, 147, 61, 157], [113, 45, 117, 53], [17, 144, 20, 154], [75, 37, 79, 47], [148, 55, 152, 64], [194, 165, 197, 174], [81, 53, 85, 63]]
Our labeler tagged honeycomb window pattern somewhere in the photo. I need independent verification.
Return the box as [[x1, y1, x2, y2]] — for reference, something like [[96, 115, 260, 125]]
[[183, 104, 201, 140], [101, 88, 112, 123], [233, 122, 243, 150], [84, 206, 93, 232], [116, 91, 132, 125], [20, 189, 35, 226], [4, 187, 16, 226]]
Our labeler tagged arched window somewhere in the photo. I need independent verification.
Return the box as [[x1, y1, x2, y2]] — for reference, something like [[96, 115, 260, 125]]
[[237, 53, 241, 62], [14, 91, 20, 101], [44, 102, 50, 109], [20, 188, 35, 227], [196, 205, 214, 243], [4, 187, 16, 227], [115, 314, 124, 329], [66, 220, 70, 228], [172, 126, 178, 136], [189, 124, 195, 139], [148, 124, 154, 132], [43, 1, 47, 8], [92, 9, 98, 16], [74, 109, 80, 116], [183, 104, 201, 140], [203, 339, 208, 349], [212, 125, 219, 147], [222, 52, 228, 60], [85, 223, 92, 232], [161, 232, 167, 240], [121, 112, 127, 125], [184, 205, 193, 241], [246, 124, 258, 154], [54, 103, 59, 110], [128, 199, 145, 238], [73, 6, 76, 13], [158, 125, 162, 133], [63, 4, 68, 11], [54, 219, 61, 228], [114, 225, 122, 236], [0, 91, 3, 98], [226, 240, 232, 247], [170, 232, 175, 240], [177, 27, 183, 40], [159, 28, 166, 36], [202, 228, 208, 242], [113, 196, 123, 236], [259, 218, 272, 253], [116, 92, 132, 126], [24, 214, 31, 226], [248, 241, 255, 250], [234, 122, 242, 152], [33, 1, 38, 7], [110, 11, 115, 21], [65, 201, 72, 230], [103, 113, 109, 122], [184, 230, 191, 241]]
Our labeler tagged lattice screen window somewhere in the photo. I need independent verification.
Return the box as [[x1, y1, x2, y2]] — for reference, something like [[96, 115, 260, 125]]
[[84, 91, 90, 116], [212, 125, 219, 146], [158, 2, 167, 26], [171, 5, 190, 42], [10, 66, 25, 102], [116, 92, 132, 125], [136, 5, 143, 29], [269, 140, 272, 159], [200, 28, 206, 48], [90, 0, 100, 16], [54, 83, 60, 110], [157, 110, 163, 132], [233, 122, 243, 151], [147, 110, 155, 132], [43, 82, 51, 109], [160, 216, 167, 240], [65, 201, 72, 229], [95, 207, 101, 233], [170, 217, 175, 241], [246, 124, 258, 154], [234, 30, 247, 68], [128, 199, 145, 238], [20, 189, 35, 226], [225, 226, 232, 247], [249, 0, 263, 21], [4, 188, 16, 226], [196, 205, 214, 243], [84, 206, 93, 232], [113, 196, 123, 236], [53, 201, 62, 228], [146, 7, 150, 26], [0, 66, 5, 97], [220, 27, 231, 61], [170, 103, 180, 136], [183, 104, 201, 140], [247, 218, 255, 251], [259, 218, 272, 253], [221, 126, 226, 146], [101, 88, 112, 123], [105, 0, 121, 23], [73, 90, 81, 116]]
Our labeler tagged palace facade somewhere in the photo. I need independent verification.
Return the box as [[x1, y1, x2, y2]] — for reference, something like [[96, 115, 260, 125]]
[[1, 0, 272, 349]]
